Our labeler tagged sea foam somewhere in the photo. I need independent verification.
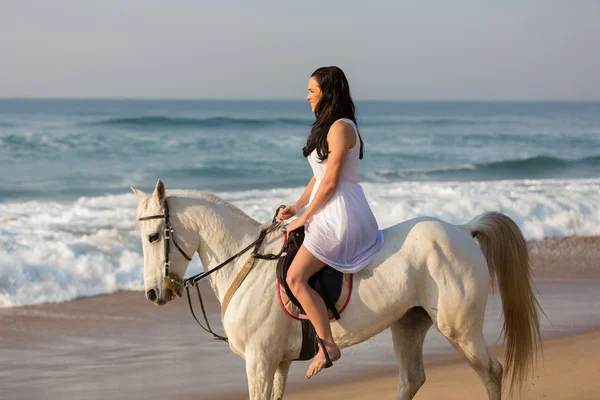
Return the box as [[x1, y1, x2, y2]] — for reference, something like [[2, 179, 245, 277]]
[[1, 178, 599, 307]]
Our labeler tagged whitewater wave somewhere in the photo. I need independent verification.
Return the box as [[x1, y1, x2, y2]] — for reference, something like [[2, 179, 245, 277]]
[[1, 178, 599, 308]]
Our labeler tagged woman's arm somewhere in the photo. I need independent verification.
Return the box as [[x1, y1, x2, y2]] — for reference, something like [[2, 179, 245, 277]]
[[276, 177, 316, 222], [294, 176, 316, 211], [287, 121, 354, 230]]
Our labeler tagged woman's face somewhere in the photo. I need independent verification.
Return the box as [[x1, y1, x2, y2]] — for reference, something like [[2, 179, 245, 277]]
[[306, 77, 322, 113]]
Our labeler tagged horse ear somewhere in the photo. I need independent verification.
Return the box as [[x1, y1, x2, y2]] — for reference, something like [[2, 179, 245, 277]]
[[131, 187, 147, 201], [152, 179, 166, 204]]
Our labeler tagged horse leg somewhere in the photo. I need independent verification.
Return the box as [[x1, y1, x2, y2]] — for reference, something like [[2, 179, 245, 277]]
[[271, 360, 291, 400], [447, 330, 503, 400], [245, 350, 279, 400], [390, 307, 433, 400], [433, 299, 503, 400]]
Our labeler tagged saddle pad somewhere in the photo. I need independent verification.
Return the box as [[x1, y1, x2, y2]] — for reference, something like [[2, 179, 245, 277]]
[[277, 274, 353, 320]]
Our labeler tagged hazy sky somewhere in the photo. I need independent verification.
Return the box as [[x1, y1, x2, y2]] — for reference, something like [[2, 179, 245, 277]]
[[1, 1, 599, 100]]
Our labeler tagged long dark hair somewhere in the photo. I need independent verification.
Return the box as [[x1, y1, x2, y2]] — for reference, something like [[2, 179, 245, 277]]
[[302, 66, 364, 162]]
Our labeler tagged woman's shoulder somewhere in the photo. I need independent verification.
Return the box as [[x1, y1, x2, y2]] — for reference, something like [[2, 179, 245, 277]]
[[328, 119, 357, 141], [333, 118, 356, 128], [329, 118, 356, 132]]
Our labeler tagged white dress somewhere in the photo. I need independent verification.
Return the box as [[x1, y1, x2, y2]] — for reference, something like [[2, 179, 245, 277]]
[[303, 118, 384, 273]]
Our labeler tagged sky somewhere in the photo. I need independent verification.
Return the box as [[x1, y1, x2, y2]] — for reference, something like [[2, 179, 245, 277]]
[[1, 0, 599, 100]]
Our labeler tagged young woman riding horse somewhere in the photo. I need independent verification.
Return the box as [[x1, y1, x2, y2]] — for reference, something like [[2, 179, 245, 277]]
[[133, 67, 542, 400]]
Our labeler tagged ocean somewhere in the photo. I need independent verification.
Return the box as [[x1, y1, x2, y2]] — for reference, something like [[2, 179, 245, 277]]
[[1, 99, 599, 307]]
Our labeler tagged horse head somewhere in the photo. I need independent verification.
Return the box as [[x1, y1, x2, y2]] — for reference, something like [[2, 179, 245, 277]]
[[132, 180, 198, 306]]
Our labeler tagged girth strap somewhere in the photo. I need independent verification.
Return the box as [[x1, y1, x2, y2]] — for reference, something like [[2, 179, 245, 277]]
[[221, 255, 257, 322], [221, 216, 287, 320]]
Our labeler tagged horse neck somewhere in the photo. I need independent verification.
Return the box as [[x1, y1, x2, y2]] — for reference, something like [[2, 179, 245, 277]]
[[180, 196, 262, 302]]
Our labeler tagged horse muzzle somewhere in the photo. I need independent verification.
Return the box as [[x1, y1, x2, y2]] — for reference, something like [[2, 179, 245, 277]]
[[146, 275, 184, 306]]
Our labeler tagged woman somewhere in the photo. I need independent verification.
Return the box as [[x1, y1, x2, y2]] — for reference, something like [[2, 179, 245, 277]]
[[277, 66, 384, 379]]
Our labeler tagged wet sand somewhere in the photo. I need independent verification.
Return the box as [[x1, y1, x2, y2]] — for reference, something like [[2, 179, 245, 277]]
[[1, 236, 600, 399]]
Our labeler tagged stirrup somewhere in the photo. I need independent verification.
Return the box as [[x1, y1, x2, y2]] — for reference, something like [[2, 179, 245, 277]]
[[316, 336, 333, 368]]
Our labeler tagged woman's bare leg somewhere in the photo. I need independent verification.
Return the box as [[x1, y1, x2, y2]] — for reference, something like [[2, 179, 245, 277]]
[[286, 244, 341, 378]]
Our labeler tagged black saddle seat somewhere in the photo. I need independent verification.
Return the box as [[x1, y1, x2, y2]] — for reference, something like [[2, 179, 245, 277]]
[[276, 226, 344, 320]]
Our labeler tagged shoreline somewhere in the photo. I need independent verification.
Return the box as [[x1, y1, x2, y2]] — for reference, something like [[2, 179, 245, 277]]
[[2, 234, 599, 311]]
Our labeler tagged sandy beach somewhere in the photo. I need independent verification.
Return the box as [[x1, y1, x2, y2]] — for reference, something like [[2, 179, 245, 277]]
[[1, 235, 599, 400], [282, 330, 600, 400]]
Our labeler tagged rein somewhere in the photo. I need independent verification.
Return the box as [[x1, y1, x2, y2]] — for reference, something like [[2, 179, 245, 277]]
[[138, 200, 285, 342], [184, 217, 283, 342]]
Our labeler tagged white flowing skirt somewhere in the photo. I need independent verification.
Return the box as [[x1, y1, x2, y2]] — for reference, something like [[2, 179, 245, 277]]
[[303, 180, 384, 273]]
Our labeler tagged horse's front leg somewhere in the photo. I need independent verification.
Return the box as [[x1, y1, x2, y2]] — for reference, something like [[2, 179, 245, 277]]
[[245, 349, 280, 400], [272, 360, 291, 400]]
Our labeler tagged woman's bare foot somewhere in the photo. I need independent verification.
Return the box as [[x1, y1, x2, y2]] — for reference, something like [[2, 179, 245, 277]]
[[305, 342, 341, 379]]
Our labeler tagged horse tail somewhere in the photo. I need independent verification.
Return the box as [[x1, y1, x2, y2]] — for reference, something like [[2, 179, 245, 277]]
[[464, 212, 542, 394]]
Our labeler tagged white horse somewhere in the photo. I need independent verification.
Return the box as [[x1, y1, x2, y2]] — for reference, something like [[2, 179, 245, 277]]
[[132, 180, 542, 400]]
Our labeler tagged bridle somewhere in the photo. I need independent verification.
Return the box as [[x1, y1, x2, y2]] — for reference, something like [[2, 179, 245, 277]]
[[138, 198, 193, 297], [138, 198, 285, 342]]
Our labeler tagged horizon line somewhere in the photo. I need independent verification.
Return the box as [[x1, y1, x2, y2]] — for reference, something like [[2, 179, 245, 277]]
[[1, 96, 599, 103]]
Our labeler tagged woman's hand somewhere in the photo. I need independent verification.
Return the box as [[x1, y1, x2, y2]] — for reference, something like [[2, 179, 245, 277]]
[[276, 205, 298, 222], [286, 215, 307, 233]]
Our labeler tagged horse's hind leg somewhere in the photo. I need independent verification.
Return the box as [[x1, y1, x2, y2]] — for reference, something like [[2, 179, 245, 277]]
[[271, 360, 291, 400], [447, 330, 503, 400], [432, 283, 503, 398], [432, 302, 502, 399], [390, 307, 433, 400]]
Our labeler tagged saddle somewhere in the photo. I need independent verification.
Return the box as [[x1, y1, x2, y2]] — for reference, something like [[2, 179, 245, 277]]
[[275, 226, 353, 360], [276, 226, 350, 320]]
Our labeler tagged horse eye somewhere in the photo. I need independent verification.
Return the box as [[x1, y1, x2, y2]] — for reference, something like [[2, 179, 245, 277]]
[[148, 233, 160, 243]]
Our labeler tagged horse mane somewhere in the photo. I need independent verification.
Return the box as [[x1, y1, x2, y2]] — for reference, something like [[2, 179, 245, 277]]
[[134, 188, 259, 229], [172, 189, 258, 224]]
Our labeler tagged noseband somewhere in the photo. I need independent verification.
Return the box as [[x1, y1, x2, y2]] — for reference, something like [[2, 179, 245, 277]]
[[138, 199, 284, 342]]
